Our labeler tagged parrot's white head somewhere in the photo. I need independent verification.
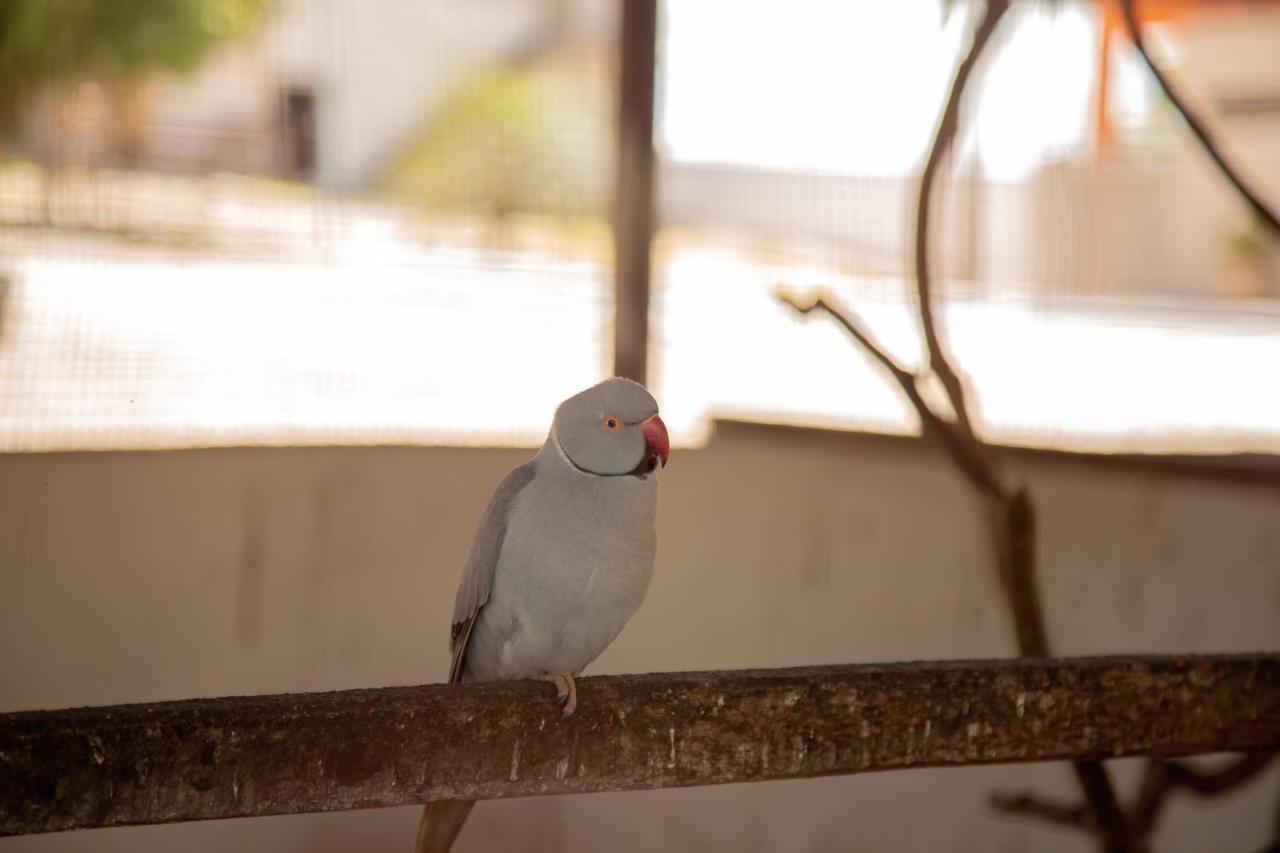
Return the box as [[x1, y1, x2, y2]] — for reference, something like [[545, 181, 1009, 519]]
[[552, 377, 669, 477]]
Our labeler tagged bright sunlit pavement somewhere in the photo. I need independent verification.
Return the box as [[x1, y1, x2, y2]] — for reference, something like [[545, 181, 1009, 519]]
[[1, 218, 1277, 454]]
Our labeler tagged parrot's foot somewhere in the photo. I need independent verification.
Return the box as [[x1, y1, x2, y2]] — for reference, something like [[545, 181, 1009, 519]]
[[536, 672, 578, 717]]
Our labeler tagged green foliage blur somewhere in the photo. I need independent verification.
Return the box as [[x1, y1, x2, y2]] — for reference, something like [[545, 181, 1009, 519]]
[[387, 64, 608, 222], [0, 0, 264, 133]]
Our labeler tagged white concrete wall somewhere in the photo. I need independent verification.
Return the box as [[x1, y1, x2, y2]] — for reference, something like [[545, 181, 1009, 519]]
[[1, 424, 1277, 851]]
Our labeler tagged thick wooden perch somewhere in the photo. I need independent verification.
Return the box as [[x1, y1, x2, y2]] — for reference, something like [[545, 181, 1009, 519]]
[[3, 655, 1277, 837]]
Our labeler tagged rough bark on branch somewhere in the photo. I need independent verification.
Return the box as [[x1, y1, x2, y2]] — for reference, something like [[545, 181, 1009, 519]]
[[3, 655, 1277, 837]]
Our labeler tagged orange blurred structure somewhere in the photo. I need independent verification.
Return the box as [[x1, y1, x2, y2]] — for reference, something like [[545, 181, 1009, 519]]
[[1095, 0, 1280, 150]]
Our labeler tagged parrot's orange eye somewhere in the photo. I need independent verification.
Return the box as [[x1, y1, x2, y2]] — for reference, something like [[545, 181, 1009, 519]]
[[602, 416, 621, 432]]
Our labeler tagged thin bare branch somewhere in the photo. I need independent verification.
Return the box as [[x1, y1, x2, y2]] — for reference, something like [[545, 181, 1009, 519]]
[[787, 3, 1280, 848], [913, 2, 1142, 846], [1132, 752, 1280, 836], [994, 773, 1143, 853], [776, 289, 1003, 499], [991, 792, 1092, 830], [914, 0, 1010, 438], [1118, 0, 1280, 234], [1074, 758, 1143, 852], [776, 290, 916, 389], [780, 289, 1050, 660], [999, 751, 1278, 851]]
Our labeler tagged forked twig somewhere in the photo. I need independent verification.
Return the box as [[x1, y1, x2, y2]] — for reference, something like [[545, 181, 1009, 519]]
[[991, 791, 1092, 830], [1130, 753, 1279, 837], [781, 288, 1129, 850], [993, 752, 1280, 849], [787, 0, 1132, 844], [775, 290, 1001, 499], [782, 1, 1278, 847], [776, 292, 917, 395]]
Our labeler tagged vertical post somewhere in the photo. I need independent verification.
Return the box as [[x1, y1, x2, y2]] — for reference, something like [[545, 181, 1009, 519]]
[[1095, 13, 1114, 154], [612, 0, 658, 385]]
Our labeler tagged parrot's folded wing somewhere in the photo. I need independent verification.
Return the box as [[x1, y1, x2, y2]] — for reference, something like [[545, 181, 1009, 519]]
[[448, 461, 537, 683]]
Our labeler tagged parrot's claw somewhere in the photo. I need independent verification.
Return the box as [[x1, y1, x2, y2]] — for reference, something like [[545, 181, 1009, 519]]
[[536, 672, 578, 717], [561, 674, 577, 717]]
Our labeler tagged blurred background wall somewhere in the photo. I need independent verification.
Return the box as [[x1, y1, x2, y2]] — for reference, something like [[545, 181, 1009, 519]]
[[1, 0, 1279, 850], [2, 0, 1279, 454], [2, 426, 1278, 852]]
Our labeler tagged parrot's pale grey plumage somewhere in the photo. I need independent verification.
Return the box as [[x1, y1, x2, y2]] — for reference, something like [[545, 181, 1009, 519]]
[[416, 377, 668, 853]]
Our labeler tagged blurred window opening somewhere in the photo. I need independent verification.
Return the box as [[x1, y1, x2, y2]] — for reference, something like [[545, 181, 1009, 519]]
[[0, 0, 1276, 455]]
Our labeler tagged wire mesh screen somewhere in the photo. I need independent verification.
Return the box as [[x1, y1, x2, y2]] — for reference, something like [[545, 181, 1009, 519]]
[[0, 0, 618, 451], [1, 0, 1277, 453]]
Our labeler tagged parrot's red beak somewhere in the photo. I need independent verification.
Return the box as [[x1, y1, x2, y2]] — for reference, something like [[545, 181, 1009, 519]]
[[641, 413, 670, 468]]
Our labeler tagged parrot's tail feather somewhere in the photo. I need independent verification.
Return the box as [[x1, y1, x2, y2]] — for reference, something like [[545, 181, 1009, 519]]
[[415, 800, 475, 853]]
